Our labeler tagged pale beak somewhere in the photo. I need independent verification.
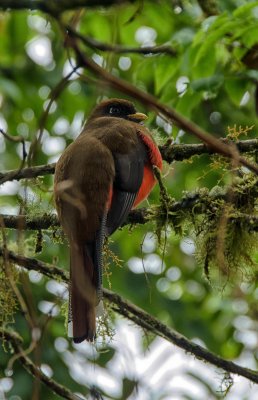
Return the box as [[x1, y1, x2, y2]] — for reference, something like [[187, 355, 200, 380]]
[[127, 112, 148, 123]]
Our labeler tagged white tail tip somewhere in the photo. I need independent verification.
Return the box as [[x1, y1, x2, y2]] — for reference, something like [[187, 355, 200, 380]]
[[68, 321, 73, 338], [96, 300, 104, 317]]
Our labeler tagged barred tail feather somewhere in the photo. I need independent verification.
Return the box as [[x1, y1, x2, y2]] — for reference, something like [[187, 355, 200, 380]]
[[69, 245, 97, 343]]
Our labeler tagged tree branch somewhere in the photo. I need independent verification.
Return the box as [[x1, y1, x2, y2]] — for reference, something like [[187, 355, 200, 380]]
[[0, 0, 135, 14], [0, 329, 99, 400], [104, 290, 258, 385], [66, 26, 177, 56], [0, 163, 55, 185], [1, 183, 258, 231], [0, 209, 148, 230], [0, 139, 257, 185], [161, 138, 258, 163], [1, 248, 258, 384]]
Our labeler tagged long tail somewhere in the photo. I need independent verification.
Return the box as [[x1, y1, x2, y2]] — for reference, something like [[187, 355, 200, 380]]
[[68, 213, 107, 343], [69, 245, 97, 343]]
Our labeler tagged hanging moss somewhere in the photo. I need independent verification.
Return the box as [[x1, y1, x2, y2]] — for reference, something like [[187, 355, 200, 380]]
[[196, 175, 258, 283], [0, 258, 19, 332], [152, 172, 258, 286], [96, 303, 116, 344]]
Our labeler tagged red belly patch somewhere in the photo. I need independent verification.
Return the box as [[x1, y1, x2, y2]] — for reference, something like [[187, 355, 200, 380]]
[[133, 164, 156, 207]]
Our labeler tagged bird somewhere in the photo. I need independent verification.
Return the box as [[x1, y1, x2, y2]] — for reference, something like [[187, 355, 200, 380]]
[[54, 98, 163, 343]]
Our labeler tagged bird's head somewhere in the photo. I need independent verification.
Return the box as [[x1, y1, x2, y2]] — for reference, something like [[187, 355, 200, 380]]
[[87, 98, 148, 124]]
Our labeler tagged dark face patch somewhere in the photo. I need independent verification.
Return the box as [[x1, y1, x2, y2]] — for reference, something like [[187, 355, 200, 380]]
[[89, 99, 137, 121], [104, 102, 136, 119]]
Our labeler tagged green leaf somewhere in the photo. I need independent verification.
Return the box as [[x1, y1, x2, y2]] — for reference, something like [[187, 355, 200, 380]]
[[8, 11, 30, 56], [98, 348, 115, 366], [190, 74, 224, 92], [154, 56, 178, 94], [120, 379, 138, 400], [233, 1, 258, 17], [176, 90, 202, 118], [241, 25, 258, 48], [225, 77, 249, 106], [0, 77, 22, 101], [80, 12, 112, 42], [194, 21, 239, 68], [192, 44, 217, 78], [201, 13, 228, 34], [192, 14, 228, 47], [172, 27, 195, 47], [246, 70, 258, 80]]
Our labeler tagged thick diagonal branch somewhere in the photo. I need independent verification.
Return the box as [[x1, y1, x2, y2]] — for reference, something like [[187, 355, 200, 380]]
[[1, 247, 258, 384], [67, 34, 258, 175]]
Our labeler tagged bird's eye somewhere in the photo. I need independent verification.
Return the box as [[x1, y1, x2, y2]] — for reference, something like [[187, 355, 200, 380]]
[[109, 106, 120, 115]]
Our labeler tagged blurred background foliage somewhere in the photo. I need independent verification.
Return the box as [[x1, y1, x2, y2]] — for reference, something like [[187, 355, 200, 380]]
[[0, 0, 257, 399]]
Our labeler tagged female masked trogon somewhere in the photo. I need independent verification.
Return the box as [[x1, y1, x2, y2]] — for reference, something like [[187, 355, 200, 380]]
[[54, 98, 163, 343]]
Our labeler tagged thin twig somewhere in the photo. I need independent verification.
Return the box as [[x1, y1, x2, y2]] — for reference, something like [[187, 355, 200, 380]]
[[0, 329, 91, 400], [27, 68, 79, 165], [66, 26, 177, 56], [0, 128, 27, 176], [0, 163, 55, 185]]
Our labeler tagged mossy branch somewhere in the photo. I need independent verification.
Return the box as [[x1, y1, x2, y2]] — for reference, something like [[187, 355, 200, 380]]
[[0, 163, 55, 185], [0, 139, 258, 185], [0, 248, 258, 385], [160, 138, 258, 163], [1, 176, 258, 232]]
